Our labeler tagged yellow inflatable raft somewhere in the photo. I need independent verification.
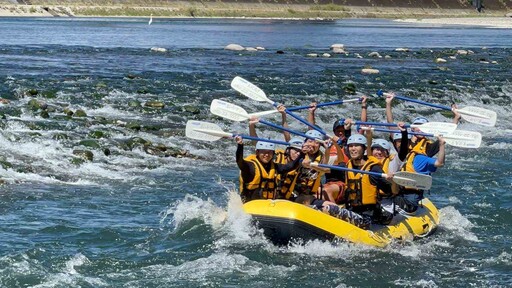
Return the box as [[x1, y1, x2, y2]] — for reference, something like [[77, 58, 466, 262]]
[[243, 198, 440, 247]]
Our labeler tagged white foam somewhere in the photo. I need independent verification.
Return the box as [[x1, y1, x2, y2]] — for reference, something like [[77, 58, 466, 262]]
[[439, 206, 479, 242]]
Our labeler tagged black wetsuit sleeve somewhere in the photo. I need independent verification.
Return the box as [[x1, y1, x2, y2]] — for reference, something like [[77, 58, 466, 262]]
[[236, 144, 255, 181], [398, 130, 409, 161], [344, 128, 352, 139], [369, 165, 392, 195], [276, 153, 304, 174], [426, 139, 440, 157]]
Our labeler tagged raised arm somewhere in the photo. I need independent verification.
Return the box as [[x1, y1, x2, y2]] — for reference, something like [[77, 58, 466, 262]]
[[307, 102, 317, 126], [277, 104, 291, 142], [385, 92, 395, 126], [451, 103, 461, 125], [360, 95, 368, 122], [434, 136, 446, 167]]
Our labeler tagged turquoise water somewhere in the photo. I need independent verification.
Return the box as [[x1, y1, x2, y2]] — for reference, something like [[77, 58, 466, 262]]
[[0, 17, 511, 287]]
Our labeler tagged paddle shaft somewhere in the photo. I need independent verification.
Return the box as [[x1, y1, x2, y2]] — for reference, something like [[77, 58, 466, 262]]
[[258, 119, 313, 140], [235, 134, 290, 146], [316, 163, 387, 178], [377, 90, 452, 111]]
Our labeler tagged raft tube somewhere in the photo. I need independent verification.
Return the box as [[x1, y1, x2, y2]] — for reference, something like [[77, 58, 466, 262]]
[[243, 198, 439, 247]]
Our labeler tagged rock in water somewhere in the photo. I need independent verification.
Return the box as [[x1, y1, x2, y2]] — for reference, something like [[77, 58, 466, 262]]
[[224, 44, 245, 51]]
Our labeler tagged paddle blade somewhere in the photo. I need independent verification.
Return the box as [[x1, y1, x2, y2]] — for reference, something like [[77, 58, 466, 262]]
[[231, 76, 273, 104], [412, 122, 457, 135], [393, 172, 432, 190], [185, 120, 231, 141], [210, 99, 250, 122], [443, 130, 482, 148], [457, 106, 497, 127]]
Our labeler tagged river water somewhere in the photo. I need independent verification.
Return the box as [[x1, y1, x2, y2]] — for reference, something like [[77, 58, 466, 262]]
[[0, 17, 511, 287]]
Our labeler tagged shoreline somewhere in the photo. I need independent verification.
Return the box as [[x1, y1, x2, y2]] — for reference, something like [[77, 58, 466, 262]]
[[0, 3, 511, 28]]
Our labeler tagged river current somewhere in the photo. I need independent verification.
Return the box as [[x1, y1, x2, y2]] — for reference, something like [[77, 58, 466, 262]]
[[0, 17, 511, 287]]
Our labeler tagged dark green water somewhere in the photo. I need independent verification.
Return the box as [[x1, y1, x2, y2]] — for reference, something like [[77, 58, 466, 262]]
[[0, 17, 511, 287]]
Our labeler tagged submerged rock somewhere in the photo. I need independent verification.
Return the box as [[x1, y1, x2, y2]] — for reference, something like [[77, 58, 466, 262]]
[[183, 105, 200, 114], [74, 109, 87, 117], [78, 139, 101, 149], [144, 101, 165, 108], [73, 149, 94, 161]]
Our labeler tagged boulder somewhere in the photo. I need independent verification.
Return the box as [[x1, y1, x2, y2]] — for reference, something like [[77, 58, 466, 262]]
[[306, 53, 318, 57], [395, 48, 410, 52], [224, 44, 245, 51], [361, 68, 380, 74], [322, 53, 331, 58], [245, 47, 258, 52], [368, 52, 381, 58], [435, 58, 447, 63], [144, 101, 165, 108], [74, 109, 87, 117], [73, 149, 94, 161], [150, 47, 167, 52]]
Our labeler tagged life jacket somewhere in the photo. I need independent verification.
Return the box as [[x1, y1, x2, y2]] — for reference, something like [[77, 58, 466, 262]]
[[294, 152, 323, 196], [278, 169, 299, 200], [344, 156, 380, 208], [239, 154, 277, 202], [400, 151, 425, 194], [274, 149, 287, 165], [378, 155, 394, 198], [409, 138, 431, 156], [329, 145, 350, 165]]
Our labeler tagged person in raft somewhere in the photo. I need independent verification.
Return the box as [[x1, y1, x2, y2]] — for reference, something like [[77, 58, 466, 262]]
[[235, 136, 303, 203]]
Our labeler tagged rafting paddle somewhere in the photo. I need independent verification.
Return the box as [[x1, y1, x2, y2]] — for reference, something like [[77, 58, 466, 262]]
[[210, 100, 321, 141], [377, 90, 497, 127], [231, 76, 334, 138], [313, 163, 432, 190], [185, 120, 290, 145], [362, 127, 482, 148], [352, 121, 458, 135]]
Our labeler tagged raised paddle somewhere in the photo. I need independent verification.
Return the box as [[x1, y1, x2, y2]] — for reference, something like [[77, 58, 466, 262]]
[[231, 76, 334, 138], [348, 120, 458, 136], [377, 90, 497, 127], [185, 120, 289, 145], [313, 163, 432, 190], [210, 99, 320, 141], [248, 98, 362, 118], [362, 127, 482, 148]]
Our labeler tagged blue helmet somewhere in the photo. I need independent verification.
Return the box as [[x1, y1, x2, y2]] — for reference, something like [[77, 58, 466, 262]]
[[412, 116, 429, 125], [371, 139, 391, 151], [347, 134, 367, 146], [288, 137, 304, 149], [305, 129, 324, 141], [256, 141, 275, 151]]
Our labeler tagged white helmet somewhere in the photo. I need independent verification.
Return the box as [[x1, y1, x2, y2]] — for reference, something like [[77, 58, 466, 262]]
[[304, 129, 324, 141], [412, 116, 429, 125], [256, 141, 275, 151], [288, 137, 304, 149], [347, 134, 367, 146], [371, 139, 391, 151]]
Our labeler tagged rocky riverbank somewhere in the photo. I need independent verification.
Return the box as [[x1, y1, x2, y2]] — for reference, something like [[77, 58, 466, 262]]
[[0, 0, 511, 19]]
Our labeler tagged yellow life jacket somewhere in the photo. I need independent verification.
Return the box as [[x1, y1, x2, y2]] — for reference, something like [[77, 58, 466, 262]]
[[279, 169, 299, 200], [239, 154, 277, 201], [345, 156, 380, 207], [378, 155, 394, 198], [409, 138, 431, 156], [294, 152, 323, 196], [274, 149, 287, 165]]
